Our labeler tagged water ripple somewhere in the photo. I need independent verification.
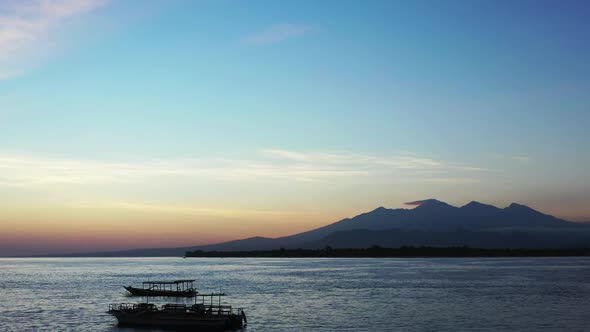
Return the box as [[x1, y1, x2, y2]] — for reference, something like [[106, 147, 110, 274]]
[[0, 257, 589, 331]]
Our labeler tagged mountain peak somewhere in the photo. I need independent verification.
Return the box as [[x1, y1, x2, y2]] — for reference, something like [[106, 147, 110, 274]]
[[507, 202, 531, 210], [405, 198, 445, 207], [462, 201, 498, 210], [505, 203, 549, 218], [405, 199, 455, 210], [246, 236, 272, 241]]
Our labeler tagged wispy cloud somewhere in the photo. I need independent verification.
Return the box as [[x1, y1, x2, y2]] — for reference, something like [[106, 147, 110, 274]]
[[74, 201, 302, 219], [0, 0, 109, 79], [0, 149, 490, 190], [260, 149, 489, 173], [240, 23, 310, 46]]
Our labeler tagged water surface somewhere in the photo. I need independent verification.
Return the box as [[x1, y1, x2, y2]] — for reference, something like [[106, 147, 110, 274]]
[[0, 257, 588, 331]]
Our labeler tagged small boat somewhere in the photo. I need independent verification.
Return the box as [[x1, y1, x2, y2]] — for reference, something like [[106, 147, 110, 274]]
[[124, 279, 196, 297], [108, 293, 247, 331]]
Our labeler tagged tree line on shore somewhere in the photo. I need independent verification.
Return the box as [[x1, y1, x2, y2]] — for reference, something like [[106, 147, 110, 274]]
[[185, 246, 590, 258]]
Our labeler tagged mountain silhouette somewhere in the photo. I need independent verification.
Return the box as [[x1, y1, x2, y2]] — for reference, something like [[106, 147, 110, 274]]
[[196, 199, 586, 251], [40, 199, 590, 256], [278, 199, 573, 237]]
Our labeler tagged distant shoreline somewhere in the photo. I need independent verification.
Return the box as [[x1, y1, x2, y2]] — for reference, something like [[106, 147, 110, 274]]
[[9, 246, 590, 259], [185, 246, 590, 258]]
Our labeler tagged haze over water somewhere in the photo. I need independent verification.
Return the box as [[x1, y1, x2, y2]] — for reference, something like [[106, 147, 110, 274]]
[[1, 257, 589, 332]]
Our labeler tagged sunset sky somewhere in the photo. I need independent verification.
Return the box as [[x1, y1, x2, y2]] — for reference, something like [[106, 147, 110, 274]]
[[1, 0, 589, 256]]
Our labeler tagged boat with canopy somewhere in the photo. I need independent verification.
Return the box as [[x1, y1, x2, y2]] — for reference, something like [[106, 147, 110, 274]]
[[124, 279, 196, 297], [108, 292, 247, 330]]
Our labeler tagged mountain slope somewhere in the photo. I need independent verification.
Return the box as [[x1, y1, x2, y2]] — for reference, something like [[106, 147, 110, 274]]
[[270, 199, 579, 247], [39, 199, 590, 256], [192, 199, 586, 251]]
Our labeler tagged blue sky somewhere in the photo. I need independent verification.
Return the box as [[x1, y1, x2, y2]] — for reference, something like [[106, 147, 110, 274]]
[[0, 0, 589, 254]]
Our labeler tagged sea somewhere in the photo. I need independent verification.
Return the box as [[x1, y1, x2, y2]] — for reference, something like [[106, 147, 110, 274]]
[[0, 257, 588, 332]]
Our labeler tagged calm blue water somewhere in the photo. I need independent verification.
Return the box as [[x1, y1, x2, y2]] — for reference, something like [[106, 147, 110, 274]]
[[0, 257, 589, 331]]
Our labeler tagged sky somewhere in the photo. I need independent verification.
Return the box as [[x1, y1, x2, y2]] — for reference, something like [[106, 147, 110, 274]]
[[1, 0, 589, 256]]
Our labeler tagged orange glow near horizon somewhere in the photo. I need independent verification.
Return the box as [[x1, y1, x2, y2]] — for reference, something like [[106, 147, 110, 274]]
[[2, 199, 589, 256], [0, 203, 345, 256]]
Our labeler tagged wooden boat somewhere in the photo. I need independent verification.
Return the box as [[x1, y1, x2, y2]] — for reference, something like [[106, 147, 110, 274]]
[[108, 293, 247, 331], [124, 279, 196, 297]]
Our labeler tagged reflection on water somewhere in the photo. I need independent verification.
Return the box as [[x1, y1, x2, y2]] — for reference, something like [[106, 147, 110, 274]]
[[0, 257, 589, 331]]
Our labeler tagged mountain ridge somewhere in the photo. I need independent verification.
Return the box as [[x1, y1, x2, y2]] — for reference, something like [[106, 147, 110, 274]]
[[34, 199, 590, 257]]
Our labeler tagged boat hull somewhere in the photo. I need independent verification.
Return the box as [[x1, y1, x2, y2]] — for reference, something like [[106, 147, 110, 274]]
[[109, 311, 244, 331]]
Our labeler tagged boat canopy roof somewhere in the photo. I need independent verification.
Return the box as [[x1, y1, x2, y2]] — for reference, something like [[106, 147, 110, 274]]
[[197, 292, 226, 297], [142, 279, 195, 285]]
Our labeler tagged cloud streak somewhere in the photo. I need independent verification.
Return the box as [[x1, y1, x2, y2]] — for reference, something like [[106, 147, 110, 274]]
[[0, 0, 109, 79], [240, 23, 310, 46], [0, 149, 490, 190], [77, 201, 302, 219]]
